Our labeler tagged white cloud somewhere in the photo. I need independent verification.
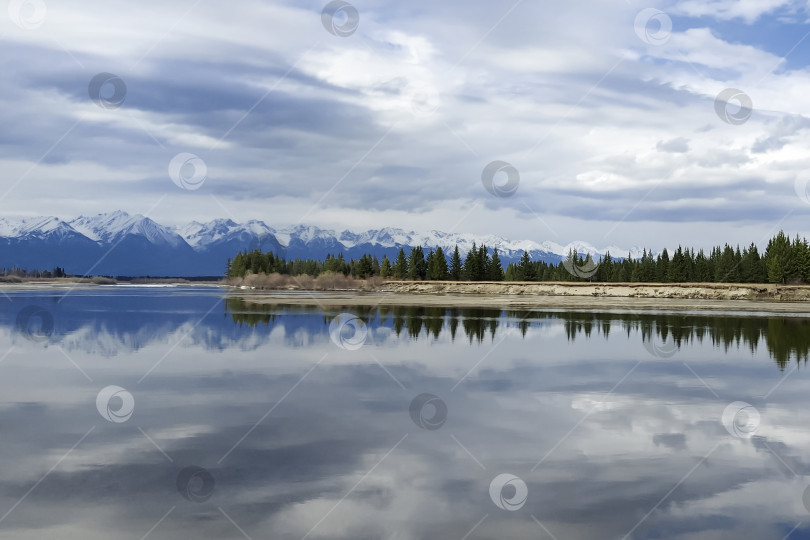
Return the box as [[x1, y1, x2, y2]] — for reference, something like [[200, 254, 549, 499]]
[[0, 0, 809, 251], [672, 0, 797, 23]]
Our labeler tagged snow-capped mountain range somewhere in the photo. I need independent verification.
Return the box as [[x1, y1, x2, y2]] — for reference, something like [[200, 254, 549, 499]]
[[0, 211, 648, 276]]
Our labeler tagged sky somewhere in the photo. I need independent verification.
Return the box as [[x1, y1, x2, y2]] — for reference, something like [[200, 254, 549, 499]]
[[2, 0, 810, 251]]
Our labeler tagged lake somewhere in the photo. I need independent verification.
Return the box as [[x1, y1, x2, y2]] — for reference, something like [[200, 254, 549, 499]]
[[1, 286, 810, 539]]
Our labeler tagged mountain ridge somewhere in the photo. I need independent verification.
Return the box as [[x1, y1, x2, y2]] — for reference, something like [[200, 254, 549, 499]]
[[0, 211, 647, 276]]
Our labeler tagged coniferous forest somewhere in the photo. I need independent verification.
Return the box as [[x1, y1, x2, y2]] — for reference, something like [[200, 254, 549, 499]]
[[226, 230, 810, 285]]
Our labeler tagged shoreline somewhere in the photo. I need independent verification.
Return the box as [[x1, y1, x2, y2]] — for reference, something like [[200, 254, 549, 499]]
[[3, 280, 810, 313], [228, 281, 810, 314]]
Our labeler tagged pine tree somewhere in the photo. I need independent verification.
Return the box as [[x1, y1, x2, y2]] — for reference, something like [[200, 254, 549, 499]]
[[694, 250, 711, 282], [393, 248, 408, 279], [631, 251, 644, 282], [519, 251, 536, 280], [380, 255, 391, 278], [478, 245, 490, 280], [425, 249, 435, 280], [356, 254, 374, 278], [642, 250, 656, 282], [408, 246, 427, 280], [656, 249, 670, 282], [449, 245, 463, 281], [488, 248, 504, 281], [432, 246, 449, 280], [504, 262, 518, 281], [748, 244, 767, 283], [788, 235, 809, 283], [668, 247, 688, 282], [765, 231, 791, 284], [797, 237, 810, 283], [464, 242, 479, 281]]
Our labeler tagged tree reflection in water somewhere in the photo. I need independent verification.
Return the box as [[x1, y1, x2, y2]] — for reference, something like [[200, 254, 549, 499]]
[[226, 298, 810, 370]]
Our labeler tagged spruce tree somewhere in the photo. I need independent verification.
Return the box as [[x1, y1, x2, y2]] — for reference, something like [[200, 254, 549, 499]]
[[667, 247, 686, 282], [519, 251, 536, 280], [433, 246, 449, 280], [797, 237, 810, 283], [450, 245, 463, 281], [425, 249, 435, 280], [765, 232, 791, 284], [748, 244, 767, 283], [788, 234, 809, 283], [380, 255, 391, 278], [504, 263, 518, 281], [356, 255, 374, 278], [478, 245, 490, 280], [408, 246, 427, 280], [656, 249, 670, 282], [464, 242, 479, 281], [393, 248, 408, 279], [488, 248, 504, 281]]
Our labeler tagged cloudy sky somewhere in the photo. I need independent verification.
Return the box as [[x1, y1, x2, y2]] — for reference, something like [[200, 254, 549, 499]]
[[2, 0, 810, 250]]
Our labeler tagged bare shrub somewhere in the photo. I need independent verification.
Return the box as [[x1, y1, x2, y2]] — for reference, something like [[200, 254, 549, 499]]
[[314, 272, 361, 290], [360, 276, 383, 291], [293, 274, 315, 290], [242, 272, 292, 290], [226, 271, 389, 291], [313, 272, 337, 290]]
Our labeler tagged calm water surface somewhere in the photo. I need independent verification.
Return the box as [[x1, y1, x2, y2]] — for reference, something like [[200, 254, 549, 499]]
[[1, 286, 810, 539]]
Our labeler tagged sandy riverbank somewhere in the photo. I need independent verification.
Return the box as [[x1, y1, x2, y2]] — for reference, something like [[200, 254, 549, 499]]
[[229, 281, 810, 314]]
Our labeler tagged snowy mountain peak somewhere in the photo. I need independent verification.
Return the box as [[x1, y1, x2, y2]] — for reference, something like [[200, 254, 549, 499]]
[[0, 216, 79, 239], [0, 211, 648, 276], [179, 218, 277, 249], [69, 212, 184, 247]]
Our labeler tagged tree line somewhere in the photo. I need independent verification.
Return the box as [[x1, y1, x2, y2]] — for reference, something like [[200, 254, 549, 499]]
[[227, 243, 502, 281], [1, 266, 68, 279], [226, 231, 810, 284]]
